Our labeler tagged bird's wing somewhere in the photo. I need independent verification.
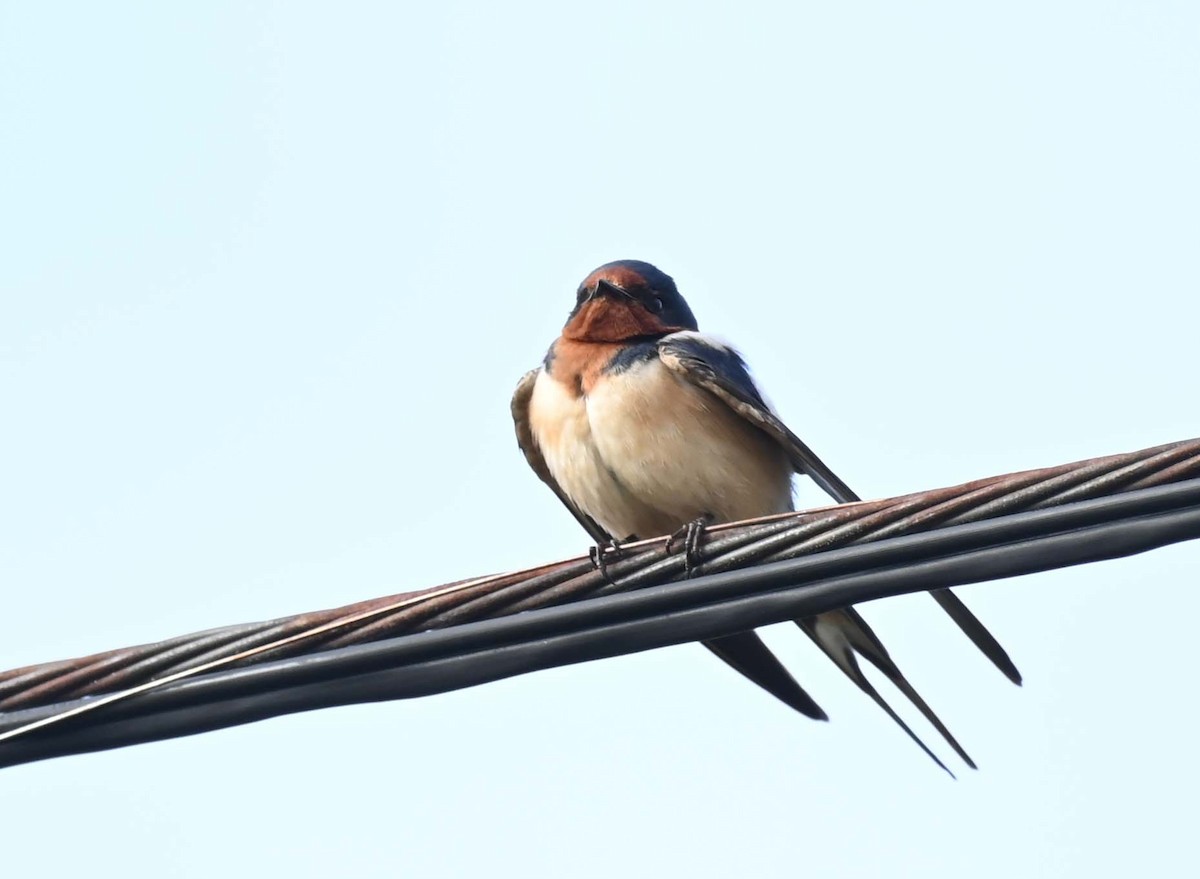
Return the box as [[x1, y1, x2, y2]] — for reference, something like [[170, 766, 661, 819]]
[[703, 630, 827, 721], [656, 332, 1020, 680], [512, 367, 828, 720], [930, 588, 1022, 685], [511, 369, 611, 545], [656, 336, 1022, 686], [656, 333, 860, 503], [659, 332, 1016, 769]]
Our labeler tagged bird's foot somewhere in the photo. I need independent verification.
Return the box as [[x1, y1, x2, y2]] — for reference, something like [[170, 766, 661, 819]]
[[666, 514, 714, 577], [589, 537, 627, 584]]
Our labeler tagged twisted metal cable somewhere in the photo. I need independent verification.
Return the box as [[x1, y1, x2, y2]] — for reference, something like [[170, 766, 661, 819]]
[[2, 437, 1198, 715], [1, 437, 1198, 769]]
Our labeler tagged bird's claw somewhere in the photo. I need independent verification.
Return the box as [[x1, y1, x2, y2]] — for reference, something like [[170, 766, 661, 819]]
[[589, 538, 626, 584], [666, 515, 713, 577]]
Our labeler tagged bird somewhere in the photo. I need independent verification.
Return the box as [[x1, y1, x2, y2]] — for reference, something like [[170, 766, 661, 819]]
[[511, 259, 1021, 772]]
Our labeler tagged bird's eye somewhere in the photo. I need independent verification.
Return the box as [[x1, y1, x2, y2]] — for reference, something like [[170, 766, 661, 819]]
[[646, 296, 664, 314]]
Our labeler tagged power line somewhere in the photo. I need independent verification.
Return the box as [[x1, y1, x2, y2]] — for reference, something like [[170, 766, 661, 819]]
[[1, 437, 1197, 770]]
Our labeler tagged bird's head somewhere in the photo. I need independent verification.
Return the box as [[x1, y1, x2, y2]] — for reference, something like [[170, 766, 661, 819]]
[[562, 260, 698, 343]]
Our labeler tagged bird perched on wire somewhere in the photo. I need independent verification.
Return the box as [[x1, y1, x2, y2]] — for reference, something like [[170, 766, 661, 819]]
[[511, 259, 1021, 773]]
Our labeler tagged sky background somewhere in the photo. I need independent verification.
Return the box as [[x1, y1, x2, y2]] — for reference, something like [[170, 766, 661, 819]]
[[2, 2, 1198, 876]]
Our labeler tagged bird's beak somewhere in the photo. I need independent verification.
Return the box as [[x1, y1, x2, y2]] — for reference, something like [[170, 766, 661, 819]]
[[594, 278, 635, 301]]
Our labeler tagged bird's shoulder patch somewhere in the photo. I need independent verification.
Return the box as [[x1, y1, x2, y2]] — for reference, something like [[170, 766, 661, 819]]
[[601, 338, 661, 376]]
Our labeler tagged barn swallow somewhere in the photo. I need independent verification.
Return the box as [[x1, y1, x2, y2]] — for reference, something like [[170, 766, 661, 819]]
[[512, 259, 1021, 772]]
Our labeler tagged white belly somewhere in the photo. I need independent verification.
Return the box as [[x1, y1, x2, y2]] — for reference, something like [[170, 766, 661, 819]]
[[528, 359, 794, 540]]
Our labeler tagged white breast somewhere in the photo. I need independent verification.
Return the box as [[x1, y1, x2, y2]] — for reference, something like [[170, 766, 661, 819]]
[[528, 357, 794, 540]]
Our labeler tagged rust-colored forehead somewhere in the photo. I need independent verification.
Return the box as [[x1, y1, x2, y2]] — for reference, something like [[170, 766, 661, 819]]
[[581, 264, 649, 291]]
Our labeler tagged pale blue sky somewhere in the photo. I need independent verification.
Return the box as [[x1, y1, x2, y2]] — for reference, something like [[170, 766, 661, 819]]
[[2, 2, 1198, 876]]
